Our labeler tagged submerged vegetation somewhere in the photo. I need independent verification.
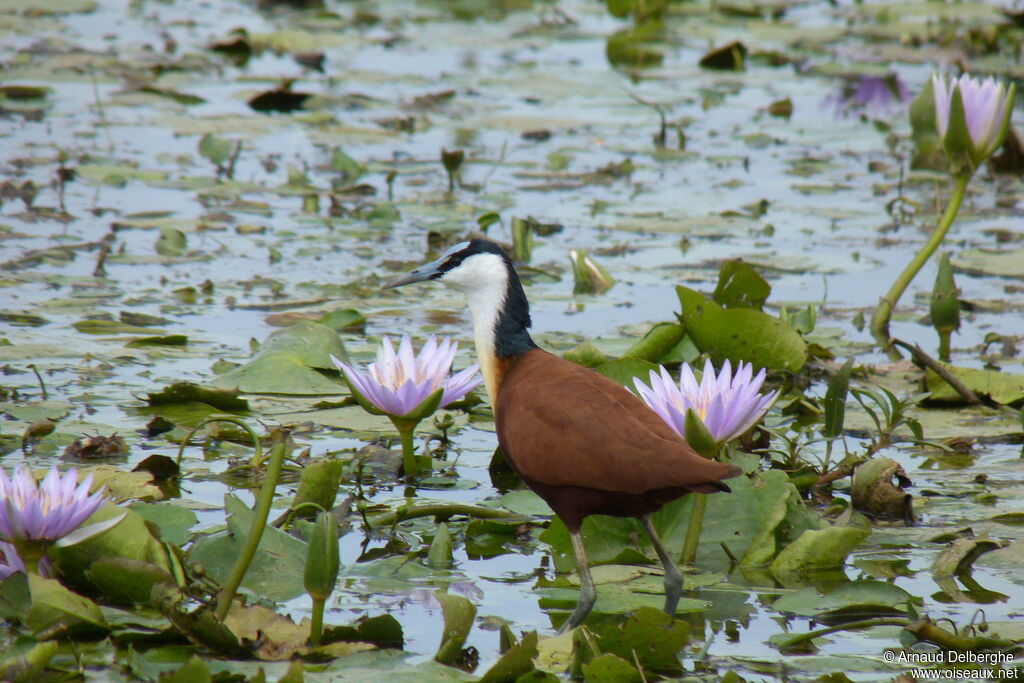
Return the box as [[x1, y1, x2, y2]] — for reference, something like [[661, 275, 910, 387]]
[[1, 0, 1023, 680]]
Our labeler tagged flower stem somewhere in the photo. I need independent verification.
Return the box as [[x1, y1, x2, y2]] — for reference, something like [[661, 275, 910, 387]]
[[14, 542, 44, 576], [679, 493, 707, 566], [309, 597, 326, 646], [937, 329, 952, 362], [215, 435, 287, 620], [397, 424, 419, 479], [870, 173, 970, 355]]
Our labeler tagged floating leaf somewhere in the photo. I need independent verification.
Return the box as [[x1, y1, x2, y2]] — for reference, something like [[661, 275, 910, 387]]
[[712, 260, 770, 310], [434, 591, 476, 666], [677, 286, 806, 372], [923, 364, 1024, 406], [26, 574, 107, 639], [932, 535, 1009, 577], [478, 630, 538, 683], [769, 523, 872, 583], [580, 653, 643, 683], [699, 41, 746, 70], [621, 322, 685, 363], [198, 133, 233, 166], [772, 580, 913, 623], [155, 227, 187, 257], [594, 358, 659, 392], [213, 321, 348, 395], [129, 502, 198, 546], [851, 457, 913, 521], [188, 495, 308, 602], [594, 606, 688, 675], [146, 381, 248, 412], [84, 557, 178, 605]]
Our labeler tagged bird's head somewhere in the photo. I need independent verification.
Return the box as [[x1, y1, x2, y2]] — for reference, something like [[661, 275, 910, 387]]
[[383, 238, 535, 360], [383, 238, 510, 294]]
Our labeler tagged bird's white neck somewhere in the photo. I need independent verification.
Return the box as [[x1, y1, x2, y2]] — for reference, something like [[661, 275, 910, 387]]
[[442, 252, 510, 405]]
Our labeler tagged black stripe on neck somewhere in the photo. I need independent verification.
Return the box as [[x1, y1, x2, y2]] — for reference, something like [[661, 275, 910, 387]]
[[495, 258, 536, 358]]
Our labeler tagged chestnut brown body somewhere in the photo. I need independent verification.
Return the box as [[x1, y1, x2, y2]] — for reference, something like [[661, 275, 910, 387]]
[[494, 348, 740, 532]]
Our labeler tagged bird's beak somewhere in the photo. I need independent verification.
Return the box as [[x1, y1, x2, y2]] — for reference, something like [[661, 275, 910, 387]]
[[381, 256, 444, 290]]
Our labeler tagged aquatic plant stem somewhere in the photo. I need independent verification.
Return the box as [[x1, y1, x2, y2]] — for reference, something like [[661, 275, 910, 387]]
[[17, 544, 44, 576], [394, 420, 419, 479], [368, 503, 524, 528], [679, 493, 707, 566], [309, 597, 326, 646], [870, 173, 970, 355], [215, 436, 287, 620]]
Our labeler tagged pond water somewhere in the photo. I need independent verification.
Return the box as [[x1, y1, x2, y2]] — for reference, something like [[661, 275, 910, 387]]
[[1, 0, 1023, 680]]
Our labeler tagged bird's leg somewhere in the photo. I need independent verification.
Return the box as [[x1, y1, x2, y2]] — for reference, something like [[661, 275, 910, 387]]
[[557, 530, 597, 634], [641, 516, 683, 617]]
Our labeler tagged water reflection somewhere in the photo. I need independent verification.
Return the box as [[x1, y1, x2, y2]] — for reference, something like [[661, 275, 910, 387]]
[[825, 73, 910, 117]]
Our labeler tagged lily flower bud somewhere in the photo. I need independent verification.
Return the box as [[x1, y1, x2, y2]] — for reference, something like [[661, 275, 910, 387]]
[[932, 73, 1015, 175], [303, 511, 340, 602]]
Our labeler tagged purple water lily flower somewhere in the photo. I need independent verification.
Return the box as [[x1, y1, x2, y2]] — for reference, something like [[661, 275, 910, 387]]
[[0, 465, 108, 545], [332, 334, 482, 417], [932, 73, 1014, 167], [634, 358, 778, 450]]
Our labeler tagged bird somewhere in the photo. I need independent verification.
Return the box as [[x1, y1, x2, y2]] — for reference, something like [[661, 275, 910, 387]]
[[384, 238, 741, 632]]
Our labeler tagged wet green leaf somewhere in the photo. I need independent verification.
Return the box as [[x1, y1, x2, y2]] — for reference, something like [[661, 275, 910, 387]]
[[769, 523, 872, 583], [594, 606, 688, 675], [188, 494, 308, 601], [27, 574, 107, 638], [932, 535, 1009, 577], [155, 227, 187, 256], [428, 523, 454, 569], [594, 358, 659, 392], [290, 458, 344, 517], [712, 260, 770, 310], [923, 363, 1024, 406], [823, 358, 854, 439], [478, 630, 538, 682], [146, 381, 248, 412], [621, 322, 685, 363], [51, 506, 163, 588], [198, 133, 233, 166], [772, 580, 913, 621], [159, 656, 212, 683], [129, 502, 198, 546], [319, 308, 366, 332], [434, 591, 476, 666], [677, 286, 806, 372], [581, 653, 643, 683], [84, 557, 177, 605], [213, 321, 348, 395]]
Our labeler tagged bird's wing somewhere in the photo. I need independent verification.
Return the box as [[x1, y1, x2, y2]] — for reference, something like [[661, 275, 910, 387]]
[[495, 350, 740, 495]]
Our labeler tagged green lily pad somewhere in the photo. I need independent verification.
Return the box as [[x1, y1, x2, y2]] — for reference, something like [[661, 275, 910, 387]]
[[923, 364, 1024, 406], [772, 580, 913, 622], [542, 471, 822, 574], [677, 286, 807, 372], [594, 358, 659, 392], [145, 382, 249, 412], [129, 502, 198, 546], [187, 494, 308, 602], [27, 574, 107, 639], [213, 321, 348, 395], [951, 247, 1024, 278]]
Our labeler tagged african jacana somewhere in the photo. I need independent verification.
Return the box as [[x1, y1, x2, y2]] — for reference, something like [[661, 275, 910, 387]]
[[385, 238, 741, 631]]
